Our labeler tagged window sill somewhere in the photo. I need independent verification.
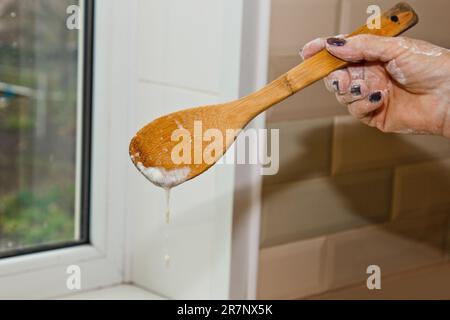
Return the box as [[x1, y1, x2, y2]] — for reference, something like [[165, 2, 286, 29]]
[[59, 284, 166, 300]]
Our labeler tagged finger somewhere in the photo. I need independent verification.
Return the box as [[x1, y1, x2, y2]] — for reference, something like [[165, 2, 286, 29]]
[[324, 75, 334, 93], [336, 79, 370, 105], [301, 37, 326, 60], [348, 65, 365, 81], [335, 64, 367, 103], [325, 35, 406, 63], [324, 69, 351, 94], [347, 90, 386, 120]]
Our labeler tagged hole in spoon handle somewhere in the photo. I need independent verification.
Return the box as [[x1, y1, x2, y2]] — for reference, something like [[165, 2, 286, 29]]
[[350, 2, 419, 38], [284, 2, 419, 94]]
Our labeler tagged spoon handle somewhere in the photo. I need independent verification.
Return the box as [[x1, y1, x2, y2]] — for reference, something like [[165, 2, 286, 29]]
[[239, 2, 418, 119], [286, 2, 418, 93]]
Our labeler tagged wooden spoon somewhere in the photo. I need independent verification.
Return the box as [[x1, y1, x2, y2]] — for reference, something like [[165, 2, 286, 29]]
[[130, 2, 418, 188]]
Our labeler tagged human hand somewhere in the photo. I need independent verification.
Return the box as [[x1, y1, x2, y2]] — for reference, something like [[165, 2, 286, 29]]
[[301, 35, 450, 137]]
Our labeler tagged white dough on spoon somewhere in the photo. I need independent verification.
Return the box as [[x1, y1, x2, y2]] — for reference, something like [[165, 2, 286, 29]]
[[136, 162, 191, 189]]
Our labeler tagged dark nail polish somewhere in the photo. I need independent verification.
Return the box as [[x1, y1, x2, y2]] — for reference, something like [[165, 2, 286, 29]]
[[350, 84, 361, 96], [369, 91, 382, 103], [327, 37, 347, 46], [332, 80, 340, 93]]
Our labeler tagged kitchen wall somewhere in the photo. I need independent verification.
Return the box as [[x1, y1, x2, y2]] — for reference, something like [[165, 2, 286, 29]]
[[128, 0, 244, 299], [258, 0, 450, 299]]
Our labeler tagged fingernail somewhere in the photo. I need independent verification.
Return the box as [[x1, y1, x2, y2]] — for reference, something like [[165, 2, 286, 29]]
[[369, 91, 382, 103], [327, 37, 346, 46], [299, 48, 304, 60], [332, 80, 340, 93], [350, 84, 361, 96]]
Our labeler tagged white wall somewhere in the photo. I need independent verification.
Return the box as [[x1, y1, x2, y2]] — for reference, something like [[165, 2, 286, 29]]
[[126, 0, 245, 299]]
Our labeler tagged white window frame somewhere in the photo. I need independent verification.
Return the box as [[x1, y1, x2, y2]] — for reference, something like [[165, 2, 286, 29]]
[[0, 0, 133, 299]]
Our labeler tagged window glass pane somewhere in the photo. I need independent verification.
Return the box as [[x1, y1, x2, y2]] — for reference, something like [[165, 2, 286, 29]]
[[0, 0, 88, 255]]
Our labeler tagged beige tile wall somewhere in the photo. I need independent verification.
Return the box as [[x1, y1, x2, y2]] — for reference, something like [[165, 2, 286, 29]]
[[258, 213, 448, 299], [266, 0, 343, 123], [257, 237, 327, 299], [259, 0, 450, 299], [311, 263, 450, 300], [392, 159, 450, 219], [332, 116, 450, 175], [339, 0, 450, 49], [261, 168, 392, 248], [264, 119, 333, 186], [325, 213, 448, 291], [269, 0, 340, 56]]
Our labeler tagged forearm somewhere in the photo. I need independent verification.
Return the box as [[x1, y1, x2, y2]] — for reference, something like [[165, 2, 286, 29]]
[[440, 51, 450, 138], [443, 107, 450, 138], [417, 49, 450, 138]]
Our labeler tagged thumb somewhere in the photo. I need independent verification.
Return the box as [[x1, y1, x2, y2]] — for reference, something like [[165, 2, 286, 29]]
[[325, 34, 405, 63]]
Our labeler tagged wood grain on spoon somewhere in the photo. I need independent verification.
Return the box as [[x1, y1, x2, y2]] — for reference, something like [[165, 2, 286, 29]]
[[130, 2, 418, 187]]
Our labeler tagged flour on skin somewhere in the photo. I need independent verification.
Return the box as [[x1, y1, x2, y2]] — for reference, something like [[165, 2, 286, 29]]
[[397, 37, 448, 57], [386, 59, 407, 85]]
